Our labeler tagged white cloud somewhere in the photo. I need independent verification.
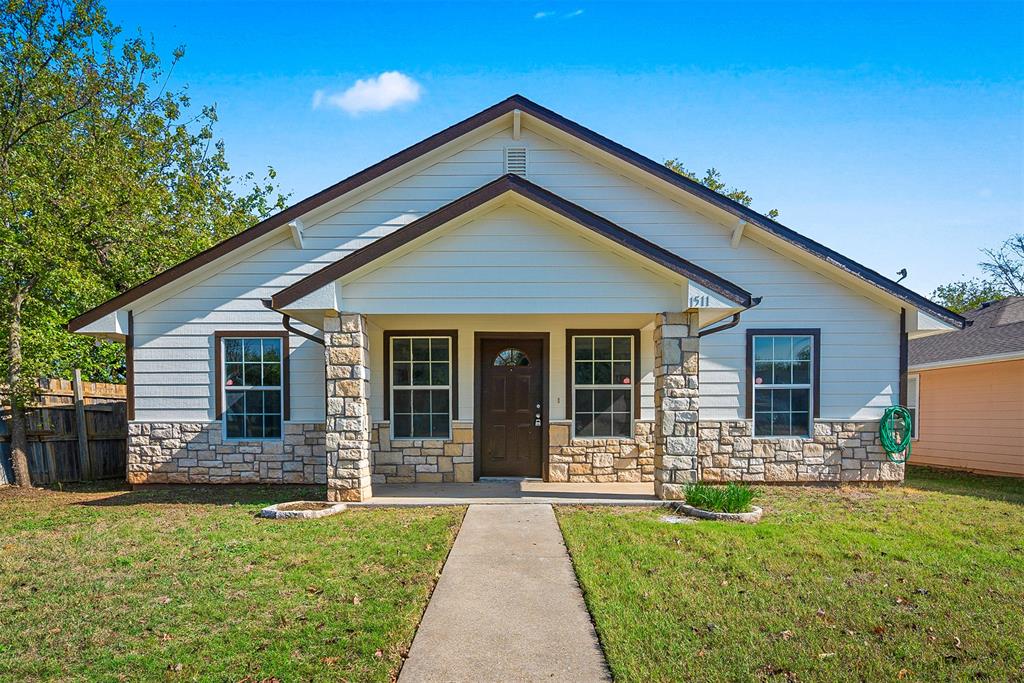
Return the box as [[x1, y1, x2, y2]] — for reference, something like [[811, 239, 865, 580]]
[[534, 9, 584, 19], [312, 71, 422, 115]]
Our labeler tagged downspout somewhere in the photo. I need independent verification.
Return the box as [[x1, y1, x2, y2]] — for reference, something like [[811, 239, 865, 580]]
[[261, 298, 325, 346], [697, 297, 762, 337]]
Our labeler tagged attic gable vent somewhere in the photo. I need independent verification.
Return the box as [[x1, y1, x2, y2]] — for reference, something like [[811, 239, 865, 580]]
[[504, 147, 528, 176]]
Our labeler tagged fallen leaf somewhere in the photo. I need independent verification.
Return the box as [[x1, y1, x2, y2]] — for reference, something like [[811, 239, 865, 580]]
[[816, 608, 826, 618], [780, 630, 794, 641], [352, 595, 362, 605], [953, 636, 962, 649], [374, 649, 383, 659], [898, 669, 911, 679]]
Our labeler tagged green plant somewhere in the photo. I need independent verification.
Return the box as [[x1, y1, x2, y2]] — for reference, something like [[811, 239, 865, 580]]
[[683, 482, 756, 513]]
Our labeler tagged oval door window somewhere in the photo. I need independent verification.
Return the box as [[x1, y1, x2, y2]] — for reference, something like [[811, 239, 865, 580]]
[[493, 348, 530, 367]]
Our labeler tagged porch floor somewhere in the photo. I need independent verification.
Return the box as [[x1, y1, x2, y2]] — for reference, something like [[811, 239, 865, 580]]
[[348, 480, 658, 507]]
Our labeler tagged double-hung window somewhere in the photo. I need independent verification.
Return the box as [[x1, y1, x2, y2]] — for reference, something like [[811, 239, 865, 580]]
[[571, 333, 635, 438], [750, 332, 816, 437], [221, 335, 285, 439], [390, 335, 452, 439], [906, 374, 919, 438]]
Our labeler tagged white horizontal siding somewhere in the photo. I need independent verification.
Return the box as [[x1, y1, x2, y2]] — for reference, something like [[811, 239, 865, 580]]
[[131, 124, 899, 423], [340, 204, 682, 314]]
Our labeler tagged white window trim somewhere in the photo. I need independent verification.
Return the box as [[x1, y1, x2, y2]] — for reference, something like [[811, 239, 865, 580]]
[[390, 335, 453, 441], [221, 336, 284, 442], [907, 373, 920, 441], [751, 334, 815, 439], [571, 334, 635, 440]]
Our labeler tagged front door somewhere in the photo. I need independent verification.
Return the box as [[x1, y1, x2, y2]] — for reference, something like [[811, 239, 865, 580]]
[[479, 337, 544, 477]]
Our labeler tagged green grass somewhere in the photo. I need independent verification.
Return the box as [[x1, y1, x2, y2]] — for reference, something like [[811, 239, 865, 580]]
[[685, 482, 757, 513], [0, 483, 463, 682], [558, 466, 1024, 682]]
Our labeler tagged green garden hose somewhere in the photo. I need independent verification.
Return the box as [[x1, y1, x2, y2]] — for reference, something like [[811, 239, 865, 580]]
[[879, 405, 913, 463]]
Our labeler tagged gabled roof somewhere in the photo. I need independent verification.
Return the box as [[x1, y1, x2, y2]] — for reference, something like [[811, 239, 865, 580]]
[[909, 297, 1024, 368], [69, 94, 964, 332], [270, 174, 755, 309]]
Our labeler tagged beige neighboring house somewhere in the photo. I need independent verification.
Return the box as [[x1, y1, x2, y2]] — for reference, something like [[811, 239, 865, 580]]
[[908, 297, 1024, 478], [68, 95, 965, 501]]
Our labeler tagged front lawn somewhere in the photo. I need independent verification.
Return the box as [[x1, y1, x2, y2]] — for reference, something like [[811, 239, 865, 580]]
[[558, 466, 1024, 682], [0, 484, 463, 682]]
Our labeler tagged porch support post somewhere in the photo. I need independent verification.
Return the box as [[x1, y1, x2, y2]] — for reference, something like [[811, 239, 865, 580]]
[[653, 311, 700, 499], [324, 313, 372, 502]]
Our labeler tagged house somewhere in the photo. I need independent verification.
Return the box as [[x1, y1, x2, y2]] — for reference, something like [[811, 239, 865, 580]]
[[68, 96, 965, 501], [908, 297, 1023, 477]]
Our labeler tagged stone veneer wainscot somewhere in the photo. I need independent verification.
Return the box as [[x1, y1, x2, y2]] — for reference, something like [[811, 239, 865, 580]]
[[548, 421, 654, 483], [697, 420, 904, 483], [371, 421, 475, 484], [127, 422, 326, 485]]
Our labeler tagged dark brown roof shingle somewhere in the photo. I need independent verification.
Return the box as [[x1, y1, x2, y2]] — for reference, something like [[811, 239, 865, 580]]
[[909, 297, 1024, 366]]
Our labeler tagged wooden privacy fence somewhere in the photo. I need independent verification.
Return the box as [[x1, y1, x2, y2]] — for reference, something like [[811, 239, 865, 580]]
[[0, 373, 127, 485]]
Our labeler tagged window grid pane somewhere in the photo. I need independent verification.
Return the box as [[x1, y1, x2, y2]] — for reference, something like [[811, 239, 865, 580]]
[[223, 337, 283, 440], [392, 336, 451, 439], [752, 334, 813, 438], [573, 335, 633, 438]]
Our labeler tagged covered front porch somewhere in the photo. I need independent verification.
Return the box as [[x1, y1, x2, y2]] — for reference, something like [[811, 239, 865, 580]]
[[320, 310, 713, 503]]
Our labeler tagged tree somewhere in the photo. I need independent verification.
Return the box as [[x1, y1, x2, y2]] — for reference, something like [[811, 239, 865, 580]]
[[664, 159, 780, 220], [931, 233, 1024, 313], [1, 0, 285, 487], [931, 279, 1007, 314]]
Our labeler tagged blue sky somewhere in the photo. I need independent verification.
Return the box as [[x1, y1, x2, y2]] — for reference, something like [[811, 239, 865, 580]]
[[106, 0, 1023, 295]]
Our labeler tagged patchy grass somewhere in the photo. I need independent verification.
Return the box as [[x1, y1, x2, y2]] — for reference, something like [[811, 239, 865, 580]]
[[0, 483, 463, 682], [558, 466, 1024, 682]]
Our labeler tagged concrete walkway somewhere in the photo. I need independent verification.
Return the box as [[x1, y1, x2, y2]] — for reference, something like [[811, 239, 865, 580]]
[[398, 504, 611, 682], [350, 480, 657, 507]]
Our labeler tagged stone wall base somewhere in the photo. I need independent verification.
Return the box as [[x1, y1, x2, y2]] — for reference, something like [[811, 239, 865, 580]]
[[370, 421, 475, 484], [127, 422, 326, 485], [548, 421, 654, 483], [698, 420, 904, 483]]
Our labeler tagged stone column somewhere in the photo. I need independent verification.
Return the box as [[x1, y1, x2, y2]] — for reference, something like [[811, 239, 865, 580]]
[[653, 311, 700, 499], [325, 313, 372, 502]]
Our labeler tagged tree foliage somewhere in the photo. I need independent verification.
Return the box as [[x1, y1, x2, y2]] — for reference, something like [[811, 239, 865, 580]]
[[0, 0, 285, 485], [931, 234, 1024, 313], [664, 159, 780, 220]]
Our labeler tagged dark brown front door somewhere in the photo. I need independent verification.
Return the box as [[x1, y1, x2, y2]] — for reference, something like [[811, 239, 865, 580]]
[[479, 337, 544, 477]]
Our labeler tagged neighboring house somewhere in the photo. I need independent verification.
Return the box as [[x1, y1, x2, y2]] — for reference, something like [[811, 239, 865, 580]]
[[68, 96, 965, 501], [908, 297, 1024, 478]]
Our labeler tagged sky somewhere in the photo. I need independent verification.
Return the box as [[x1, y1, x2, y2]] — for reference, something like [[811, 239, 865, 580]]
[[105, 0, 1024, 296]]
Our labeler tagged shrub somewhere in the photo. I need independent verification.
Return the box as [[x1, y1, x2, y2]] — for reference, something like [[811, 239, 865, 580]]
[[684, 482, 756, 513]]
